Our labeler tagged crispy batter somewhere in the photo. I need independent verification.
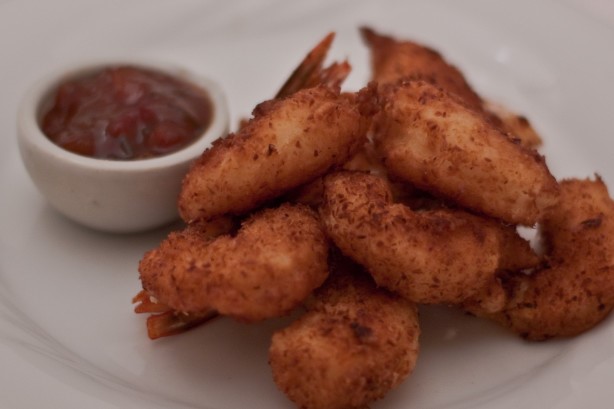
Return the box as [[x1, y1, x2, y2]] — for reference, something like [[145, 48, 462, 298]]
[[360, 26, 483, 111], [374, 81, 559, 225], [498, 227, 540, 272], [285, 136, 392, 209], [319, 171, 536, 304], [178, 85, 372, 223], [503, 178, 614, 340], [269, 259, 419, 409], [133, 30, 614, 409], [361, 27, 543, 149], [139, 204, 329, 322], [462, 228, 541, 315], [468, 178, 614, 340], [483, 100, 543, 149]]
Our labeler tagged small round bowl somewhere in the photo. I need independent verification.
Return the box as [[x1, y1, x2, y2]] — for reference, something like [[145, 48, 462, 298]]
[[17, 60, 229, 233]]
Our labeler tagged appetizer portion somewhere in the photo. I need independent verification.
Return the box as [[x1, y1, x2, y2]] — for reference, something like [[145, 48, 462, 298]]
[[132, 28, 614, 409]]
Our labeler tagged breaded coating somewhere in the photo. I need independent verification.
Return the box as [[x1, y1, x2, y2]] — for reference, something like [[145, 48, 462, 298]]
[[498, 226, 541, 272], [178, 85, 372, 223], [285, 137, 390, 209], [360, 26, 483, 111], [361, 27, 543, 150], [462, 229, 541, 315], [319, 171, 535, 304], [483, 100, 543, 149], [469, 178, 614, 340], [269, 261, 419, 409], [139, 204, 329, 322], [374, 81, 559, 225]]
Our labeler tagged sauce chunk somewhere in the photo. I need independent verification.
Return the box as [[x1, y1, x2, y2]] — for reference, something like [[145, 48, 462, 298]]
[[42, 65, 213, 159]]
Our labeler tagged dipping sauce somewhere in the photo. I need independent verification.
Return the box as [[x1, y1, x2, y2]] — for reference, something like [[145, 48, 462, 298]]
[[41, 65, 213, 159]]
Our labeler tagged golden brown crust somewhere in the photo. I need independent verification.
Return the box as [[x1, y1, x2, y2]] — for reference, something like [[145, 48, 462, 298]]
[[483, 100, 543, 149], [361, 27, 544, 150], [470, 178, 614, 340], [319, 171, 535, 304], [497, 226, 540, 272], [374, 81, 559, 225], [269, 262, 419, 409], [360, 26, 483, 111], [139, 204, 329, 322], [178, 85, 372, 223]]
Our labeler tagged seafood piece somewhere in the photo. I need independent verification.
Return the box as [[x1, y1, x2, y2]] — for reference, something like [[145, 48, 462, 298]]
[[362, 26, 544, 149], [484, 100, 543, 149], [269, 258, 419, 409], [133, 216, 234, 339], [374, 80, 559, 225], [178, 84, 373, 222], [178, 32, 375, 223], [360, 26, 483, 111], [139, 203, 329, 322], [319, 171, 537, 304], [468, 178, 614, 340], [284, 134, 388, 209]]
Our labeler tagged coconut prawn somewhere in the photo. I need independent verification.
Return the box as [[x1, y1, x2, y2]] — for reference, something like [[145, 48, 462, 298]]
[[131, 27, 614, 409], [269, 255, 420, 409], [464, 178, 614, 340], [134, 33, 374, 338], [319, 171, 538, 305], [361, 26, 543, 149]]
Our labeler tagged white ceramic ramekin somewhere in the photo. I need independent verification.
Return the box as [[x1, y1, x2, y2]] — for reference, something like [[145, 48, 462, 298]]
[[17, 61, 229, 233]]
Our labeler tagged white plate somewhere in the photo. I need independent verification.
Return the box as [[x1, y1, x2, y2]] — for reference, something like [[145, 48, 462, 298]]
[[1, 1, 614, 408]]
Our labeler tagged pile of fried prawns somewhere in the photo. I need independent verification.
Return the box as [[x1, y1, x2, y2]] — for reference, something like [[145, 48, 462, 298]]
[[133, 28, 614, 409]]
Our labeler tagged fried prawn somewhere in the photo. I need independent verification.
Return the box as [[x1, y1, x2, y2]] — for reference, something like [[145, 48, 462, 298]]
[[269, 259, 419, 409], [374, 80, 559, 225], [467, 178, 614, 340], [139, 203, 329, 322], [319, 171, 536, 304], [361, 26, 543, 149], [178, 85, 373, 222], [361, 26, 483, 111]]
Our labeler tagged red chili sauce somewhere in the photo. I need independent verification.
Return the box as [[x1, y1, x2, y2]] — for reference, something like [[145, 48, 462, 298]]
[[41, 65, 213, 160]]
